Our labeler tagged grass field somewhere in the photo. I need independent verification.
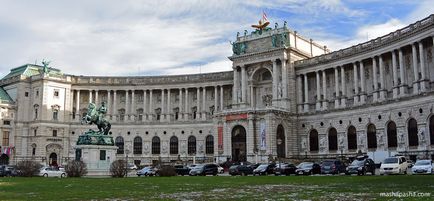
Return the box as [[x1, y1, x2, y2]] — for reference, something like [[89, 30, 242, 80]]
[[1, 175, 434, 200]]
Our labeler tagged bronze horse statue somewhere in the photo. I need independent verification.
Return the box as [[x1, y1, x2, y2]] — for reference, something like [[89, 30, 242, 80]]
[[81, 103, 111, 135]]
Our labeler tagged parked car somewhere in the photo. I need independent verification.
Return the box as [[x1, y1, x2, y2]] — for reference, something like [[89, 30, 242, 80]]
[[320, 160, 346, 175], [39, 166, 66, 177], [274, 163, 297, 176], [411, 160, 433, 174], [128, 164, 138, 170], [253, 163, 276, 176], [229, 164, 254, 176], [346, 157, 376, 175], [295, 162, 321, 175], [217, 165, 224, 174], [137, 167, 156, 176], [189, 164, 218, 176], [0, 165, 18, 177], [407, 160, 414, 168], [174, 165, 190, 176], [379, 156, 408, 175]]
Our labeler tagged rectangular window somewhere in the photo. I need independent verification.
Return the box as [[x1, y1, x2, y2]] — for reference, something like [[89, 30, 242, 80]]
[[52, 130, 57, 137], [25, 92, 29, 97], [53, 111, 58, 120], [100, 150, 106, 160], [32, 147, 36, 156], [3, 120, 10, 125], [2, 131, 9, 146]]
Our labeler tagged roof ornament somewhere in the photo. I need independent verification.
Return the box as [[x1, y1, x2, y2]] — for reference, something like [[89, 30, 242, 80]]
[[251, 11, 270, 31], [41, 59, 51, 74]]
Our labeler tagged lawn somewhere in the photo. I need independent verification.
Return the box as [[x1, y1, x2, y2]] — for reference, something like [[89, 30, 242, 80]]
[[1, 175, 434, 200]]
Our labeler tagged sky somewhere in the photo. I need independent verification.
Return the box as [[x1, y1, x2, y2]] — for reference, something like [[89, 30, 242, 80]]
[[0, 0, 433, 77]]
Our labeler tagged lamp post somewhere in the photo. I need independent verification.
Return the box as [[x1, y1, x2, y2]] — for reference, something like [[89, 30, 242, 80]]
[[125, 145, 130, 177]]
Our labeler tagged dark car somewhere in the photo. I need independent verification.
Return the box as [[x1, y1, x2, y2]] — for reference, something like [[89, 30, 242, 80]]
[[253, 163, 276, 176], [0, 165, 18, 177], [174, 165, 190, 176], [229, 164, 254, 176], [320, 160, 346, 175], [274, 163, 297, 176], [295, 162, 321, 175], [189, 164, 218, 176], [346, 158, 376, 175]]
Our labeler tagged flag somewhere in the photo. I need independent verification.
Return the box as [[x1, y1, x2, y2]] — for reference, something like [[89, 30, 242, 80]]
[[262, 11, 268, 22]]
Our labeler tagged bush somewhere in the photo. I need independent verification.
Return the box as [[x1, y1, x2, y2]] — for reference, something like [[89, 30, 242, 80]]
[[65, 160, 88, 177], [157, 165, 176, 177], [16, 160, 42, 177], [110, 159, 126, 178]]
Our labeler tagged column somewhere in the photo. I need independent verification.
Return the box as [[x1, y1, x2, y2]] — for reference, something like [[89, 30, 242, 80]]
[[107, 90, 111, 115], [149, 90, 153, 118], [372, 57, 378, 101], [359, 61, 366, 103], [334, 67, 339, 108], [161, 89, 165, 118], [419, 41, 426, 92], [398, 48, 406, 96], [241, 65, 247, 103], [113, 90, 117, 116], [412, 43, 419, 94], [131, 90, 135, 119], [185, 88, 189, 119], [282, 59, 288, 98], [272, 60, 278, 99], [125, 90, 129, 119], [220, 86, 224, 111], [202, 87, 206, 120], [297, 75, 303, 112], [379, 55, 386, 100], [232, 67, 239, 104], [196, 87, 200, 119], [143, 90, 147, 114], [75, 90, 80, 119], [179, 88, 183, 115], [315, 71, 321, 110], [303, 74, 309, 112], [353, 63, 359, 104], [88, 90, 92, 103], [167, 89, 171, 121], [214, 86, 218, 112], [250, 86, 254, 108], [340, 66, 346, 107], [95, 90, 99, 104], [392, 50, 398, 98], [322, 70, 327, 110]]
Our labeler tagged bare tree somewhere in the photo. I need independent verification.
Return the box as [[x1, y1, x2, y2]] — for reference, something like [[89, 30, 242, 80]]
[[65, 160, 88, 177], [16, 160, 42, 177], [110, 159, 126, 177]]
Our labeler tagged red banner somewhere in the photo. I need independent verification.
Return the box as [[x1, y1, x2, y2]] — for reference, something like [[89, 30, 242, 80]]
[[225, 113, 248, 121], [218, 126, 223, 150]]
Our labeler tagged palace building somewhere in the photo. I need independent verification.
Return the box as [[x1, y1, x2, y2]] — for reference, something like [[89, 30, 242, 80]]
[[1, 15, 434, 166]]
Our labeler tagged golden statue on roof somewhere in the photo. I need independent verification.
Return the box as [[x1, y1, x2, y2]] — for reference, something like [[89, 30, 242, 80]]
[[251, 12, 270, 30]]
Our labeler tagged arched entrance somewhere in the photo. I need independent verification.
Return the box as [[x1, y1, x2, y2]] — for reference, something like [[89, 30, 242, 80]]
[[49, 153, 58, 167], [232, 125, 246, 162], [276, 125, 285, 158], [0, 154, 9, 165]]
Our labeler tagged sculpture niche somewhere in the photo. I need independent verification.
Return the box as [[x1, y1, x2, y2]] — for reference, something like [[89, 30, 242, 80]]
[[76, 102, 114, 146]]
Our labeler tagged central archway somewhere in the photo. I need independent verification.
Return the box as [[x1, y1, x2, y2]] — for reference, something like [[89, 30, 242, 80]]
[[276, 125, 285, 158], [231, 125, 247, 162], [49, 153, 58, 167]]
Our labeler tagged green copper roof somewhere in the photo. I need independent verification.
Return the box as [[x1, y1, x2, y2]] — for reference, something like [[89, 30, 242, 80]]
[[0, 87, 13, 103], [2, 64, 63, 80]]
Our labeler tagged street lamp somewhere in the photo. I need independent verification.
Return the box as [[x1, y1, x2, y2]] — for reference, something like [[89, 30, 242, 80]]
[[125, 144, 131, 177]]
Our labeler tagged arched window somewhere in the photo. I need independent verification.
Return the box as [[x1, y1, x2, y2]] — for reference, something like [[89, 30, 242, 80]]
[[328, 128, 338, 151], [152, 136, 160, 154], [367, 124, 377, 149], [188, 136, 196, 154], [387, 121, 397, 148], [309, 130, 319, 152], [115, 136, 124, 154], [276, 125, 285, 158], [347, 126, 357, 150], [206, 135, 214, 154], [430, 116, 434, 145], [408, 118, 418, 146], [170, 136, 178, 155], [133, 136, 142, 154]]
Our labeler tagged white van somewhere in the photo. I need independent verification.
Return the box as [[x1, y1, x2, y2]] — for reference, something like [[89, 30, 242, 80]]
[[379, 156, 408, 175]]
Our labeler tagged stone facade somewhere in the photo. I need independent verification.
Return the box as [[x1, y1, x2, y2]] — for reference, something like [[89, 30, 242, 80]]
[[1, 15, 434, 166]]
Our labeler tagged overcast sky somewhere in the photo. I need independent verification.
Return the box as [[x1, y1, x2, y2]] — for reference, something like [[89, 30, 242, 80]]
[[0, 0, 433, 77]]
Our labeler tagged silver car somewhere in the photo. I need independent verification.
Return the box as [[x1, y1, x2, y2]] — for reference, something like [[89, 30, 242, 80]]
[[411, 160, 433, 174]]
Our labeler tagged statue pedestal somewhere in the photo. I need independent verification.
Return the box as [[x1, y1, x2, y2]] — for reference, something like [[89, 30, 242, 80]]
[[75, 144, 118, 176]]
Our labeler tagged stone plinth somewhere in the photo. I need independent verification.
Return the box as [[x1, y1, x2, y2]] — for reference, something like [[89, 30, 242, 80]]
[[75, 144, 117, 176]]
